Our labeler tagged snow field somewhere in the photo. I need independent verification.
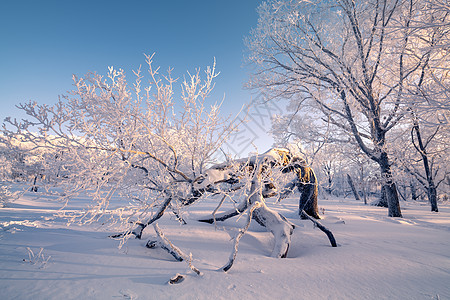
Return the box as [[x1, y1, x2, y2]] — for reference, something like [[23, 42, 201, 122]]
[[0, 187, 449, 300]]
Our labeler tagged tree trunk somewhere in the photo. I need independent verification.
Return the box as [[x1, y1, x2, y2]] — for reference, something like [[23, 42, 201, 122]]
[[323, 163, 333, 194], [346, 174, 361, 201], [359, 164, 368, 204], [410, 180, 418, 201], [428, 184, 438, 212], [297, 167, 320, 219], [362, 185, 368, 205], [376, 185, 389, 207], [379, 154, 402, 217], [30, 175, 39, 192], [411, 122, 439, 212]]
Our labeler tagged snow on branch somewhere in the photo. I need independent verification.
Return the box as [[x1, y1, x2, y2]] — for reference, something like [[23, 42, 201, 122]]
[[2, 54, 238, 228], [153, 223, 201, 276]]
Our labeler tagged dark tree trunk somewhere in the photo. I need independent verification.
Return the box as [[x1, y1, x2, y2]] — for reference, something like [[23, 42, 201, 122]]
[[410, 180, 418, 201], [297, 167, 320, 219], [428, 184, 438, 212], [322, 162, 333, 194], [376, 185, 389, 207], [362, 187, 367, 205], [30, 175, 39, 192], [337, 89, 401, 216], [358, 164, 368, 204], [346, 174, 361, 201], [379, 154, 402, 217], [411, 122, 439, 212]]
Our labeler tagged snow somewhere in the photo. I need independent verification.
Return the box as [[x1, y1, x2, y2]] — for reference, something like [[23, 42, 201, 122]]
[[1, 185, 449, 300]]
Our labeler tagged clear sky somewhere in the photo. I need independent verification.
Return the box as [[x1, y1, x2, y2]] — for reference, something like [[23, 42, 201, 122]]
[[1, 0, 276, 155]]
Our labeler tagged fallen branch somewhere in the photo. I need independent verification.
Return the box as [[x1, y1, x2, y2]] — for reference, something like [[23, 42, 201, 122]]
[[198, 198, 248, 224], [110, 197, 172, 239], [153, 223, 201, 275], [300, 210, 337, 247], [146, 240, 183, 262]]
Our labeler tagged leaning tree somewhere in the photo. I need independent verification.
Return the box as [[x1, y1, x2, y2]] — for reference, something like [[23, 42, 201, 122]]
[[116, 147, 336, 272]]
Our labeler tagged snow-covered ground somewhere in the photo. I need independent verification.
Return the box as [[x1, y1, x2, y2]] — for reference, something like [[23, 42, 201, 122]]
[[1, 185, 449, 300]]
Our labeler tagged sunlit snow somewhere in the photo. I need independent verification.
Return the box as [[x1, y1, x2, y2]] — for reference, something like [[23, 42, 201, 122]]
[[0, 183, 449, 299]]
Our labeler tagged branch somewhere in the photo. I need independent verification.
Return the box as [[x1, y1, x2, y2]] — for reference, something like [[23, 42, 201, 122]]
[[153, 223, 201, 275], [87, 145, 191, 182], [340, 90, 378, 162], [110, 197, 172, 239], [300, 210, 337, 247], [222, 201, 262, 272]]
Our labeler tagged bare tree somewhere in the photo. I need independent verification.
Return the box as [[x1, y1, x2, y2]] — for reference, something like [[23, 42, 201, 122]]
[[2, 55, 236, 250], [247, 0, 449, 217], [3, 55, 337, 273], [392, 111, 449, 211], [193, 148, 336, 269], [394, 0, 450, 211], [125, 148, 334, 267], [409, 117, 442, 212]]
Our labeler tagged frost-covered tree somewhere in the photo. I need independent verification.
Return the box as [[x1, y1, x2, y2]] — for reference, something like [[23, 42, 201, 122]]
[[0, 136, 46, 192], [272, 108, 380, 202], [2, 54, 238, 227], [393, 0, 450, 211], [0, 184, 16, 208], [191, 148, 336, 270], [114, 147, 335, 270], [392, 111, 449, 211], [2, 55, 336, 273], [407, 0, 450, 117], [247, 0, 449, 217], [0, 142, 14, 181]]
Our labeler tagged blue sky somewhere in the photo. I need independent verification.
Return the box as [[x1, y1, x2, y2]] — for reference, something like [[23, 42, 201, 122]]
[[0, 0, 260, 108], [0, 0, 278, 154]]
